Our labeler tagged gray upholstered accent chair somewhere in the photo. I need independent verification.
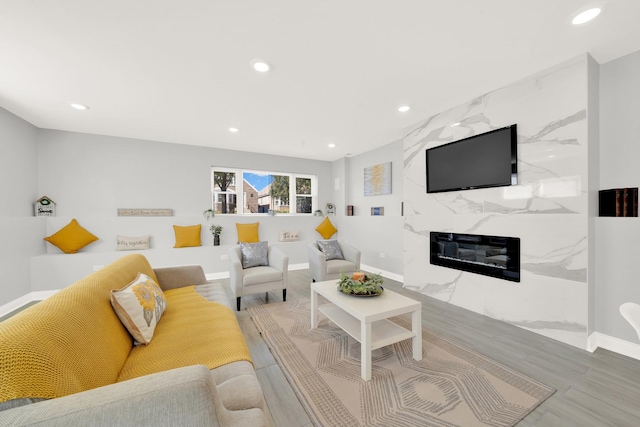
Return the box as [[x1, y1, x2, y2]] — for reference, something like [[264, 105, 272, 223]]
[[307, 241, 361, 282], [228, 244, 289, 311]]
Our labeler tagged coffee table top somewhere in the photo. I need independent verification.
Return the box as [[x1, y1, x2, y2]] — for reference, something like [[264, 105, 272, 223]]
[[311, 279, 421, 323]]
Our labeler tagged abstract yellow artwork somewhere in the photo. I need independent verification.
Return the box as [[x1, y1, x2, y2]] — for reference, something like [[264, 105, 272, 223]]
[[364, 162, 392, 196]]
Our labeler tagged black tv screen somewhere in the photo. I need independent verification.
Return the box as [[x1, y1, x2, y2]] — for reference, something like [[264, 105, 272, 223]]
[[426, 124, 517, 193]]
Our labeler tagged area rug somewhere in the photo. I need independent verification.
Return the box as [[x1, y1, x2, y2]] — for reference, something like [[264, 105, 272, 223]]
[[248, 298, 555, 427]]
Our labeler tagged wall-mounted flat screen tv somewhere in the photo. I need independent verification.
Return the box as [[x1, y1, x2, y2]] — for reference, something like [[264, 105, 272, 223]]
[[426, 124, 517, 193]]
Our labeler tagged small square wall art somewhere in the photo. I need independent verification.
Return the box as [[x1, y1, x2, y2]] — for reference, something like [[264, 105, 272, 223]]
[[364, 162, 392, 196]]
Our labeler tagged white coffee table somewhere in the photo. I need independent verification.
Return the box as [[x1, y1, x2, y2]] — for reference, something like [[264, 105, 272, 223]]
[[310, 280, 422, 381]]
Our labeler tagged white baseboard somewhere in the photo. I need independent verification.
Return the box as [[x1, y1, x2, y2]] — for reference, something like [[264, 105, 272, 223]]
[[587, 332, 640, 361], [206, 271, 230, 280], [0, 290, 59, 318], [361, 264, 404, 283], [289, 263, 309, 271]]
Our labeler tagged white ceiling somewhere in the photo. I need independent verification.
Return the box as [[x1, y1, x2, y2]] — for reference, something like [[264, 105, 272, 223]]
[[1, 0, 640, 162]]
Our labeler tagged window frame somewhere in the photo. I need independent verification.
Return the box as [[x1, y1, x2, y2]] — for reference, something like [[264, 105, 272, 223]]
[[211, 167, 318, 215]]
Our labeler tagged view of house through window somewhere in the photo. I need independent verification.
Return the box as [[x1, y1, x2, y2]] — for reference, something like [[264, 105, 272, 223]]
[[211, 168, 317, 214]]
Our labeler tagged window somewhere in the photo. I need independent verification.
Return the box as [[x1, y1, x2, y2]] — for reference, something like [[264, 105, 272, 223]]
[[296, 177, 312, 214], [212, 171, 237, 213], [211, 167, 317, 215]]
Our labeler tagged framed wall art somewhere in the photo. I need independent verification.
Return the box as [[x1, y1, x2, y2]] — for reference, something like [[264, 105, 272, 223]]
[[364, 162, 392, 196]]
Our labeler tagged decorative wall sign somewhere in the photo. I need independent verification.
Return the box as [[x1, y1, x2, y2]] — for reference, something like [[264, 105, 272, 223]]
[[279, 230, 300, 242], [326, 203, 335, 216], [117, 208, 173, 217], [364, 162, 392, 196], [371, 207, 384, 216], [34, 196, 56, 216]]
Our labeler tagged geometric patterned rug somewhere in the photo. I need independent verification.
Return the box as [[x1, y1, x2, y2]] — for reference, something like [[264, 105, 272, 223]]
[[248, 298, 555, 427]]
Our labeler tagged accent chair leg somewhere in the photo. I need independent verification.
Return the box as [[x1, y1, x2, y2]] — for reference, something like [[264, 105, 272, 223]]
[[236, 297, 241, 311], [312, 279, 315, 282], [283, 289, 287, 301]]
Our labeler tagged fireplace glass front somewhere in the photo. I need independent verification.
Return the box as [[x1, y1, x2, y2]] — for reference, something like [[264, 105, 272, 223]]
[[430, 232, 520, 282]]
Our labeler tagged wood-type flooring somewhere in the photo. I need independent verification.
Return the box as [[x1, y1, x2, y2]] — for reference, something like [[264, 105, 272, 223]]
[[233, 269, 640, 427]]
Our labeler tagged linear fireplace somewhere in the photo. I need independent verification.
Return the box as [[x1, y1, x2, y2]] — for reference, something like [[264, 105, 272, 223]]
[[430, 232, 520, 282]]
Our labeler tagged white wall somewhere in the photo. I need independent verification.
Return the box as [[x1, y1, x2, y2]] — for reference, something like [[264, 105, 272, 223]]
[[403, 55, 593, 349], [596, 49, 640, 343], [332, 140, 404, 276], [28, 129, 333, 289], [0, 107, 44, 306]]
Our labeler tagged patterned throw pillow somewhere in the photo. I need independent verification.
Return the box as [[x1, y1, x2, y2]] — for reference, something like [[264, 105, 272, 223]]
[[240, 241, 269, 269], [315, 217, 337, 239], [317, 240, 345, 260], [110, 273, 168, 345], [44, 218, 99, 254]]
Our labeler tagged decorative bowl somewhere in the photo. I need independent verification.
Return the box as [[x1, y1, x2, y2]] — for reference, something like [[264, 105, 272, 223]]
[[337, 272, 384, 297]]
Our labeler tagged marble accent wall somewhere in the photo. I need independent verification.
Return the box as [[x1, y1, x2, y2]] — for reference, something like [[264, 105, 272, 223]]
[[403, 56, 590, 348]]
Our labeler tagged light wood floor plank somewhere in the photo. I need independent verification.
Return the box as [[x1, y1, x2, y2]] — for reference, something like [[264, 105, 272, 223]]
[[226, 269, 640, 425]]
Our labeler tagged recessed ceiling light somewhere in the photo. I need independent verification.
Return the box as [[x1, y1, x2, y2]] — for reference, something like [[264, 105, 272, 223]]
[[328, 143, 336, 148], [251, 60, 270, 72], [571, 7, 601, 25], [451, 122, 461, 127], [229, 127, 239, 133], [69, 103, 89, 110], [398, 105, 410, 113]]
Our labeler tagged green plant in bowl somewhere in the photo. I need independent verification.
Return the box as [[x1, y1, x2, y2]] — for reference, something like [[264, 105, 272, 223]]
[[337, 272, 384, 296]]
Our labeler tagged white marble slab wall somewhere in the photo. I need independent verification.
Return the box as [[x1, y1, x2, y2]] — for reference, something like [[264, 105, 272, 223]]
[[403, 56, 590, 349]]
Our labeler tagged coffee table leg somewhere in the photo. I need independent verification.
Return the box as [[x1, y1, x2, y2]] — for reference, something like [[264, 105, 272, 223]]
[[361, 321, 371, 381], [310, 289, 318, 329], [412, 308, 422, 361]]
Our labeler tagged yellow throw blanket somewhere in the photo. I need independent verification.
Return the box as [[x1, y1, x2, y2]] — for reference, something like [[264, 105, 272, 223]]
[[117, 286, 252, 382], [0, 254, 155, 402]]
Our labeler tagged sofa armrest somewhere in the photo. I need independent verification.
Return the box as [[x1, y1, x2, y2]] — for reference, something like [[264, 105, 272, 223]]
[[0, 365, 220, 427], [228, 246, 244, 298], [268, 246, 289, 288], [154, 265, 208, 291], [339, 242, 361, 270], [267, 246, 288, 273]]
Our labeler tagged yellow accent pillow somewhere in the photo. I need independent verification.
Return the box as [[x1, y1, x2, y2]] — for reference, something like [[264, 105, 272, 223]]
[[236, 222, 260, 243], [44, 218, 99, 254], [173, 224, 201, 248], [316, 217, 338, 239], [110, 273, 167, 345]]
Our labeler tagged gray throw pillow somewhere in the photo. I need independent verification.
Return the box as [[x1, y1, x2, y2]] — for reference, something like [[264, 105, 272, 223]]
[[240, 241, 269, 269], [317, 240, 344, 260]]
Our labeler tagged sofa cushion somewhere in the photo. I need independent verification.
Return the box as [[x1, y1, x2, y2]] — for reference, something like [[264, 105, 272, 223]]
[[242, 266, 282, 286], [173, 224, 201, 248], [117, 286, 252, 382], [316, 240, 344, 260], [154, 265, 208, 291], [44, 218, 99, 254], [110, 273, 168, 345], [315, 217, 337, 239], [240, 241, 268, 268], [236, 222, 260, 243], [116, 235, 151, 251]]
